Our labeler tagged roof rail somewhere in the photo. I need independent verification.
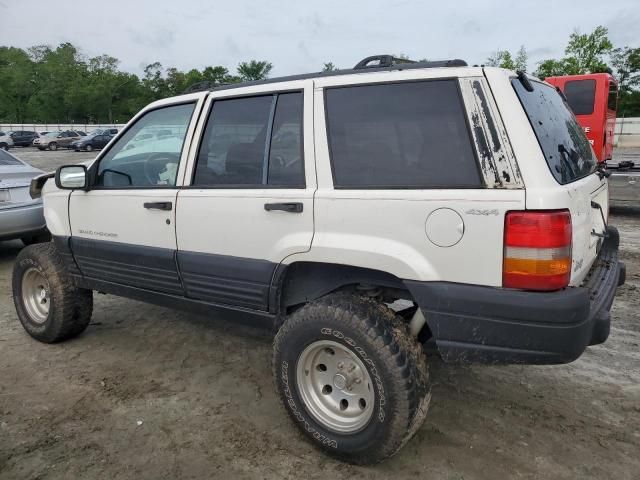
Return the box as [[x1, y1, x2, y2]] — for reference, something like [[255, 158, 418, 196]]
[[183, 80, 231, 94], [207, 56, 470, 93], [354, 55, 467, 70]]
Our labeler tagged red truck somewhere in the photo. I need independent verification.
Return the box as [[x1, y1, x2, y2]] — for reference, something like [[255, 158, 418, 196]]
[[545, 73, 618, 162]]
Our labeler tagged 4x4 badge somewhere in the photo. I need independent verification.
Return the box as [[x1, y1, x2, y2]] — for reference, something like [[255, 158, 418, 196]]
[[465, 209, 499, 216]]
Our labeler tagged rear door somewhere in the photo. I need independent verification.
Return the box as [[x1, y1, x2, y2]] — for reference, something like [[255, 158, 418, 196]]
[[176, 81, 315, 311], [68, 93, 206, 294]]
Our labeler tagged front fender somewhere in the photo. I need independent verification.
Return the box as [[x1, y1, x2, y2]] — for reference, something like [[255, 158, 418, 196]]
[[42, 180, 71, 237]]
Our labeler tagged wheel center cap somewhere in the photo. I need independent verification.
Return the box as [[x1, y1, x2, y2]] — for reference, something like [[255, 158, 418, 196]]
[[333, 373, 347, 390]]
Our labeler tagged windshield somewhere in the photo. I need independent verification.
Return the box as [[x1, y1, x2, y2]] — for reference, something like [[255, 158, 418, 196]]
[[512, 79, 597, 184], [45, 131, 61, 138]]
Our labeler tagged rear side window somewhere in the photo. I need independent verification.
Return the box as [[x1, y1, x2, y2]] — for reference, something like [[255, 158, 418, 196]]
[[564, 80, 596, 115], [512, 79, 596, 185], [325, 80, 481, 188]]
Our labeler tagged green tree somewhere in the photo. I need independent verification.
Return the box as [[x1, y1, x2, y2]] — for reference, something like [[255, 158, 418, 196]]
[[514, 46, 528, 71], [0, 47, 36, 122], [26, 43, 86, 122], [564, 26, 612, 74], [487, 50, 515, 69], [535, 59, 568, 78], [322, 62, 338, 72], [486, 46, 527, 71], [611, 46, 640, 116], [535, 26, 613, 78], [237, 60, 272, 81]]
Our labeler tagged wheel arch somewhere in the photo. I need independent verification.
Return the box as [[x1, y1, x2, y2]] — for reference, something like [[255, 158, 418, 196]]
[[272, 261, 412, 311]]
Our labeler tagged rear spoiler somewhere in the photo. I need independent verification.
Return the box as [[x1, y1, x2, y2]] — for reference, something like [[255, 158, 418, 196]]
[[29, 172, 54, 199]]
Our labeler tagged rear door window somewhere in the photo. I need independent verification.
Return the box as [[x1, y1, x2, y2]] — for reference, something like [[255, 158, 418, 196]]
[[193, 92, 305, 187], [564, 79, 596, 115], [324, 80, 481, 188], [512, 79, 596, 184]]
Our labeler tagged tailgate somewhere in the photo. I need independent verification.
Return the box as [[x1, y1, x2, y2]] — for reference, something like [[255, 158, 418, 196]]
[[567, 173, 609, 285]]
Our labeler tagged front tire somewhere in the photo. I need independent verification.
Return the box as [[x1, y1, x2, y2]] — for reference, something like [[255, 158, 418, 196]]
[[48, 142, 58, 151], [85, 144, 93, 152], [12, 242, 93, 343], [273, 293, 430, 464]]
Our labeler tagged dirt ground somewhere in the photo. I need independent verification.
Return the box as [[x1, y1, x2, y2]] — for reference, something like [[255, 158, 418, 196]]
[[0, 148, 639, 479]]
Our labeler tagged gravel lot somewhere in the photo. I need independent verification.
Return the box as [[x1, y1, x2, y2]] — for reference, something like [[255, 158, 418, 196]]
[[0, 148, 638, 479]]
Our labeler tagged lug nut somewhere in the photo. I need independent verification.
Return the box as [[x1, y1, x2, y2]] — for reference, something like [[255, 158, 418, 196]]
[[337, 361, 344, 370]]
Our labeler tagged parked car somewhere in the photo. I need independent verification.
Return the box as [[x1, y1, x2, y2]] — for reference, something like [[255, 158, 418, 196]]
[[71, 133, 113, 152], [0, 131, 14, 150], [8, 130, 39, 147], [33, 130, 82, 151], [88, 128, 118, 136], [17, 55, 625, 465], [0, 149, 50, 244]]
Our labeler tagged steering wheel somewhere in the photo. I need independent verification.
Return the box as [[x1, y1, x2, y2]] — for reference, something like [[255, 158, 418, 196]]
[[143, 153, 177, 185]]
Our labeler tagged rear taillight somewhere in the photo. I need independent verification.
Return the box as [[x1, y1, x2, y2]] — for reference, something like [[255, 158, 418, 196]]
[[503, 210, 572, 291]]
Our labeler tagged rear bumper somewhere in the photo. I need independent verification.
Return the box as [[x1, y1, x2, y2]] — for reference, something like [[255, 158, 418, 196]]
[[0, 202, 46, 241], [405, 227, 625, 365]]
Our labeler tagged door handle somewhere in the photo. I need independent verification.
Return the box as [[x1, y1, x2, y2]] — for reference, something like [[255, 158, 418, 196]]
[[264, 202, 303, 213], [144, 201, 173, 211]]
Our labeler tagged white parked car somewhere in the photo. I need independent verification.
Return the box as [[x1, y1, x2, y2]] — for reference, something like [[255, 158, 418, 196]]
[[0, 130, 14, 150], [14, 55, 625, 464]]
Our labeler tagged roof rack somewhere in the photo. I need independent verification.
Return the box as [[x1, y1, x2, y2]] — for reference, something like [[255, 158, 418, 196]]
[[206, 55, 469, 94], [354, 55, 417, 69], [354, 54, 468, 70]]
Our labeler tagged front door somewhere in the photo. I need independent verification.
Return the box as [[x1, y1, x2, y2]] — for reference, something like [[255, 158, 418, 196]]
[[176, 82, 316, 311], [68, 95, 205, 295]]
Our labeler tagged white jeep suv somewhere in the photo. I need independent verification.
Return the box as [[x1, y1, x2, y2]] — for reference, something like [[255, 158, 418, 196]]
[[14, 55, 625, 464]]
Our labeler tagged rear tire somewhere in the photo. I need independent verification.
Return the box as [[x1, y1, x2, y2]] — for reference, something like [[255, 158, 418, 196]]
[[85, 144, 93, 152], [0, 143, 8, 150], [273, 293, 430, 464], [12, 242, 93, 343]]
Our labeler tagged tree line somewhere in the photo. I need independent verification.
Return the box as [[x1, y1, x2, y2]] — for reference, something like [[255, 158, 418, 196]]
[[485, 26, 640, 116], [1, 26, 639, 124], [0, 43, 274, 124]]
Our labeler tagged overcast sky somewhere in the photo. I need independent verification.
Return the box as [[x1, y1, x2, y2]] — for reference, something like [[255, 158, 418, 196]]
[[1, 0, 639, 77]]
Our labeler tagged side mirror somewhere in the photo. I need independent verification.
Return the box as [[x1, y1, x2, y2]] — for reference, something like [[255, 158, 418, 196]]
[[55, 165, 88, 190]]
